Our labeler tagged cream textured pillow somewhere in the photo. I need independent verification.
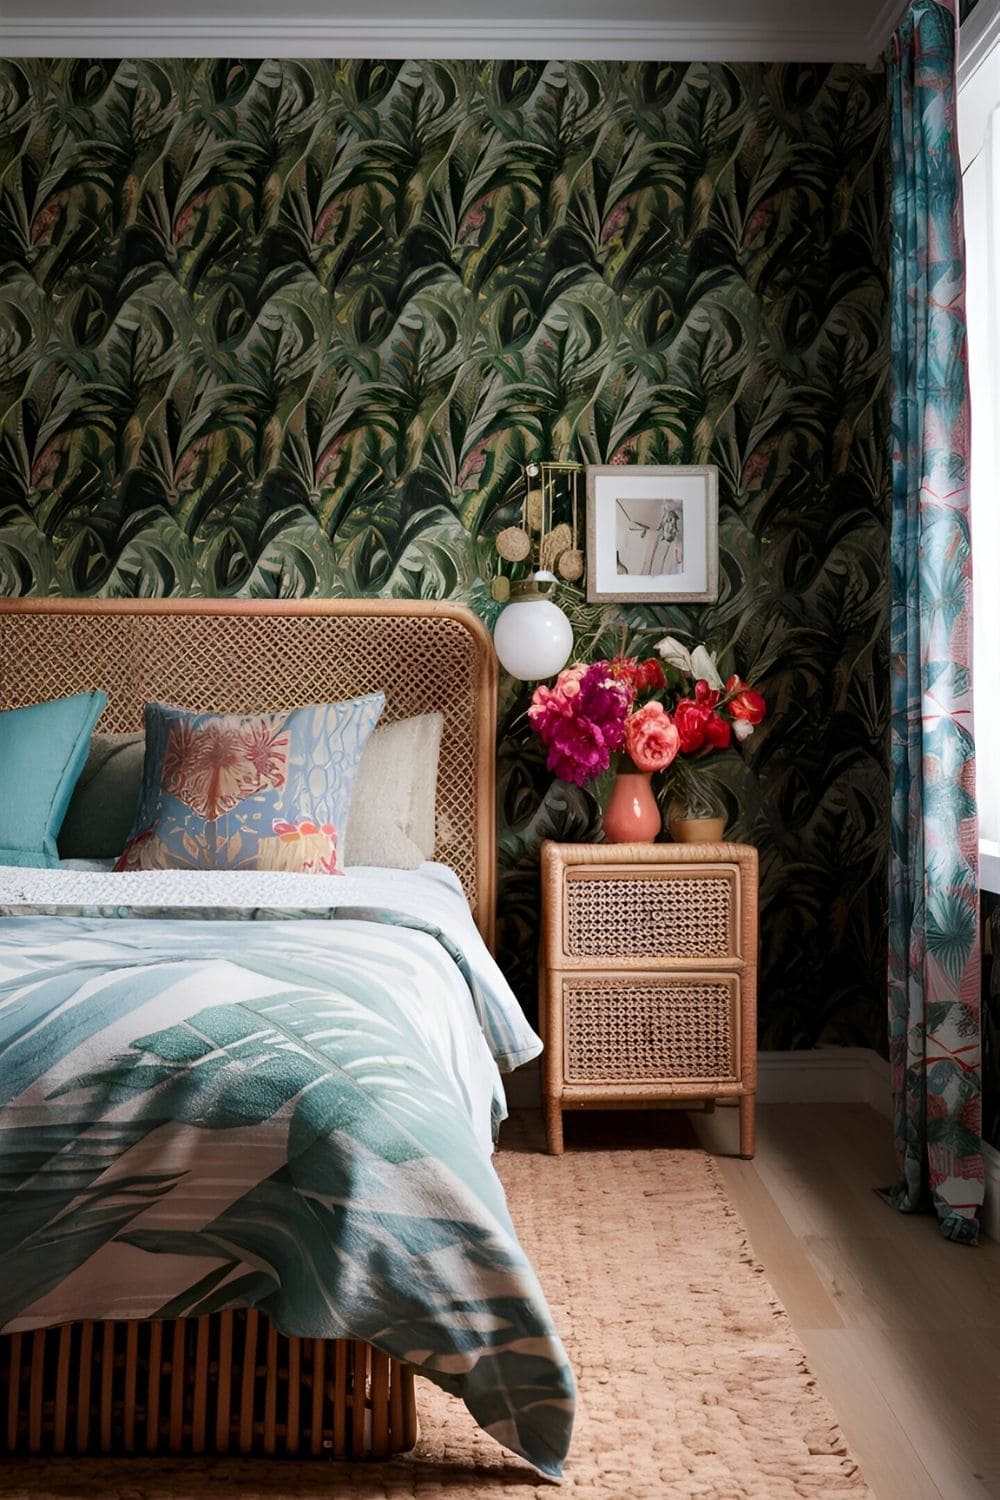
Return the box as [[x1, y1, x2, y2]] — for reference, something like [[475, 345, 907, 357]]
[[342, 712, 444, 869]]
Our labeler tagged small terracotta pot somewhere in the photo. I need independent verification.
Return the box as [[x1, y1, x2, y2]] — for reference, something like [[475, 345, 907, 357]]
[[602, 771, 661, 843], [668, 815, 726, 844]]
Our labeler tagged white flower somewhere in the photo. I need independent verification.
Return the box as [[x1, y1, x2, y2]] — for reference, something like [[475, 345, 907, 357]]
[[689, 644, 724, 690], [733, 718, 754, 742], [655, 635, 692, 674]]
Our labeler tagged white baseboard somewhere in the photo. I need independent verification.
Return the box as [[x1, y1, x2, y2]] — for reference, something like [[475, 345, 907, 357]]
[[755, 1046, 892, 1118], [506, 1047, 1000, 1241]]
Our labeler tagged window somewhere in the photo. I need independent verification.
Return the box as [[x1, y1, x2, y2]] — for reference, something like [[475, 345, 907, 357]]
[[960, 3, 1000, 892]]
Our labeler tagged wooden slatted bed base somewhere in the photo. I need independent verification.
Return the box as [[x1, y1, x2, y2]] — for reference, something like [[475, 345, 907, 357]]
[[0, 1312, 418, 1459]]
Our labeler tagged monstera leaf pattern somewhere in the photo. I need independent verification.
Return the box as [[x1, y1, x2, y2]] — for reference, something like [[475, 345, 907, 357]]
[[0, 57, 890, 1048]]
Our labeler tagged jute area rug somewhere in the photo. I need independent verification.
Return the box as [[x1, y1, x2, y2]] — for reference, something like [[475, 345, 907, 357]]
[[2, 1112, 871, 1500]]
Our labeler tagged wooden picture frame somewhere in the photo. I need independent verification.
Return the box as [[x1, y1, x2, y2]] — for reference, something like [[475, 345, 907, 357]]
[[585, 464, 719, 603]]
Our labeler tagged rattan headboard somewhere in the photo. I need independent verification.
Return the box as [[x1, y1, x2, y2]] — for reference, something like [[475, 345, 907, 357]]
[[0, 599, 497, 946]]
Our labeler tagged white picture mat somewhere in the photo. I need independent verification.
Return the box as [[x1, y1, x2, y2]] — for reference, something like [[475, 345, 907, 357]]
[[586, 466, 718, 601]]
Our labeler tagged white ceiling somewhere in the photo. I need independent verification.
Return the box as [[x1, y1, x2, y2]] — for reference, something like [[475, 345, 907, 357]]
[[1, 0, 910, 62]]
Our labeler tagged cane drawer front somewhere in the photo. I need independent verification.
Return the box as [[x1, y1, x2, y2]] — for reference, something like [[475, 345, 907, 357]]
[[552, 864, 741, 967], [559, 973, 740, 1086]]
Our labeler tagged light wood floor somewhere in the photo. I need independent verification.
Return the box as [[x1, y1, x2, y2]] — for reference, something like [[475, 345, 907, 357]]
[[689, 1103, 1000, 1500]]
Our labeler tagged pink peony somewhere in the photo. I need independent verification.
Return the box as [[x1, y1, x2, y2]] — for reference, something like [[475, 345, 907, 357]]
[[624, 702, 679, 772], [528, 664, 587, 742]]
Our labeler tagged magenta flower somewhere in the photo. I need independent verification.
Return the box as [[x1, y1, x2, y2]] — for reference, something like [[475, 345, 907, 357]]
[[547, 714, 612, 786], [577, 665, 631, 749], [528, 661, 631, 784]]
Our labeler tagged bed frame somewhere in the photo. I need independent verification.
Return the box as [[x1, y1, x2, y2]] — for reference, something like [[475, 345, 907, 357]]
[[0, 597, 498, 1460]]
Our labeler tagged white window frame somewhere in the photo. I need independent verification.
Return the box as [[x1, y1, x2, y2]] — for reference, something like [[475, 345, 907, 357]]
[[960, 0, 1000, 893]]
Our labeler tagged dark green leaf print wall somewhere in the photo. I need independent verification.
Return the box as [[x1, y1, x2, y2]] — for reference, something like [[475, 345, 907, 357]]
[[0, 58, 891, 1049]]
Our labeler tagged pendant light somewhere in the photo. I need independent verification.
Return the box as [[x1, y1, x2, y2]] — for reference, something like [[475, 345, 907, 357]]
[[490, 462, 582, 681], [492, 570, 574, 681]]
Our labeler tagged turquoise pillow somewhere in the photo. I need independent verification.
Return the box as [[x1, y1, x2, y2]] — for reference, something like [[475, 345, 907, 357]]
[[115, 695, 384, 875], [0, 691, 108, 867]]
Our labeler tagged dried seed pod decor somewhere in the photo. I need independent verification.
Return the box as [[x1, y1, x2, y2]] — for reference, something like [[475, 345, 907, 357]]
[[539, 523, 573, 573], [558, 548, 585, 582], [495, 526, 532, 563], [525, 487, 545, 534]]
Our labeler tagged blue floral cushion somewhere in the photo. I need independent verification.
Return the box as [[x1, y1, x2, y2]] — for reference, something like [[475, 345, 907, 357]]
[[115, 695, 384, 875]]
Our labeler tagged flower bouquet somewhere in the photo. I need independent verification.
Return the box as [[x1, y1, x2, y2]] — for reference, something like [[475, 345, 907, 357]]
[[527, 635, 766, 841]]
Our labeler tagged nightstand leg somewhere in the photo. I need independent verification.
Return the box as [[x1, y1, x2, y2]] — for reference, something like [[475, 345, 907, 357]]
[[545, 1099, 564, 1155], [738, 1093, 756, 1159]]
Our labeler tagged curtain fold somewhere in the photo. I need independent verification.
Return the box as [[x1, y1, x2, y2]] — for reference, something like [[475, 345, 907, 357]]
[[887, 0, 982, 1243]]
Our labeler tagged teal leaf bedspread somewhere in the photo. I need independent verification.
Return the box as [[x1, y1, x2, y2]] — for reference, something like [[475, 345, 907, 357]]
[[0, 865, 574, 1477]]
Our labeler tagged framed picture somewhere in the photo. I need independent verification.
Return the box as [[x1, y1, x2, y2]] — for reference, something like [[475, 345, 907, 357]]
[[585, 464, 719, 603]]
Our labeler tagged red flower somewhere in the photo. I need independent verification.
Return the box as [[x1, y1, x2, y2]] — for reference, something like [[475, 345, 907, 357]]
[[162, 717, 288, 822], [726, 675, 767, 725], [673, 699, 733, 755], [607, 654, 637, 678], [704, 713, 732, 751], [673, 698, 712, 753], [606, 655, 664, 696], [634, 658, 665, 692]]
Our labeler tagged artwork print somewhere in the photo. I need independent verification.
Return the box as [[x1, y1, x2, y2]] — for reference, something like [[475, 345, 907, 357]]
[[615, 497, 684, 576], [587, 466, 718, 603]]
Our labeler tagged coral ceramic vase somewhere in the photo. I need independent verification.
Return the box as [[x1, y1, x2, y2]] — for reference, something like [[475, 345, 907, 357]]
[[602, 771, 662, 843]]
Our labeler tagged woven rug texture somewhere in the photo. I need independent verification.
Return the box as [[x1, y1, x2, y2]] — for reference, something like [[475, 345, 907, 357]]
[[2, 1113, 872, 1499]]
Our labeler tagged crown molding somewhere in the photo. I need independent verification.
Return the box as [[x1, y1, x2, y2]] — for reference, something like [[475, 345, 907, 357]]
[[862, 0, 993, 82], [0, 15, 895, 62], [865, 0, 910, 58]]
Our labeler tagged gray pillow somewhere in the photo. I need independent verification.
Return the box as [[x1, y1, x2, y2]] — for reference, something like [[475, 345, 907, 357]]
[[57, 732, 145, 860], [341, 713, 443, 869]]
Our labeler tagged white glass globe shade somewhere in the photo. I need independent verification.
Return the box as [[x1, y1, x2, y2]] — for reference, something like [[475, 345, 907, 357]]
[[493, 596, 574, 681]]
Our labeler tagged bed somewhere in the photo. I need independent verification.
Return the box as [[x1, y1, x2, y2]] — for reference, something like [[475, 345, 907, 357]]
[[0, 599, 573, 1478]]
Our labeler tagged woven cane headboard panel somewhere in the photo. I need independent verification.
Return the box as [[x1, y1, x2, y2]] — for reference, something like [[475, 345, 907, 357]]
[[0, 599, 497, 945]]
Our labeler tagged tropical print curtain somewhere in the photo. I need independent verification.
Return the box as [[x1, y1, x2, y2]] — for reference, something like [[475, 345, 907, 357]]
[[887, 0, 982, 1242]]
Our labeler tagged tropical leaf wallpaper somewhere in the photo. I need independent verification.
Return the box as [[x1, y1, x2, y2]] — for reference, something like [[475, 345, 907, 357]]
[[0, 57, 890, 1049]]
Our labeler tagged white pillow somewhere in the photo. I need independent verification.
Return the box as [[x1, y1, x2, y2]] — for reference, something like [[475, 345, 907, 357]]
[[342, 713, 443, 870]]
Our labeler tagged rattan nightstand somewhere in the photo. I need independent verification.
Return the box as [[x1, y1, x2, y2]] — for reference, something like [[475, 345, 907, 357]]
[[539, 840, 758, 1157]]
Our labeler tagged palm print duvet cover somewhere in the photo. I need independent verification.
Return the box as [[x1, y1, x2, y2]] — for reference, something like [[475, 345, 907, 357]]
[[0, 864, 574, 1478]]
